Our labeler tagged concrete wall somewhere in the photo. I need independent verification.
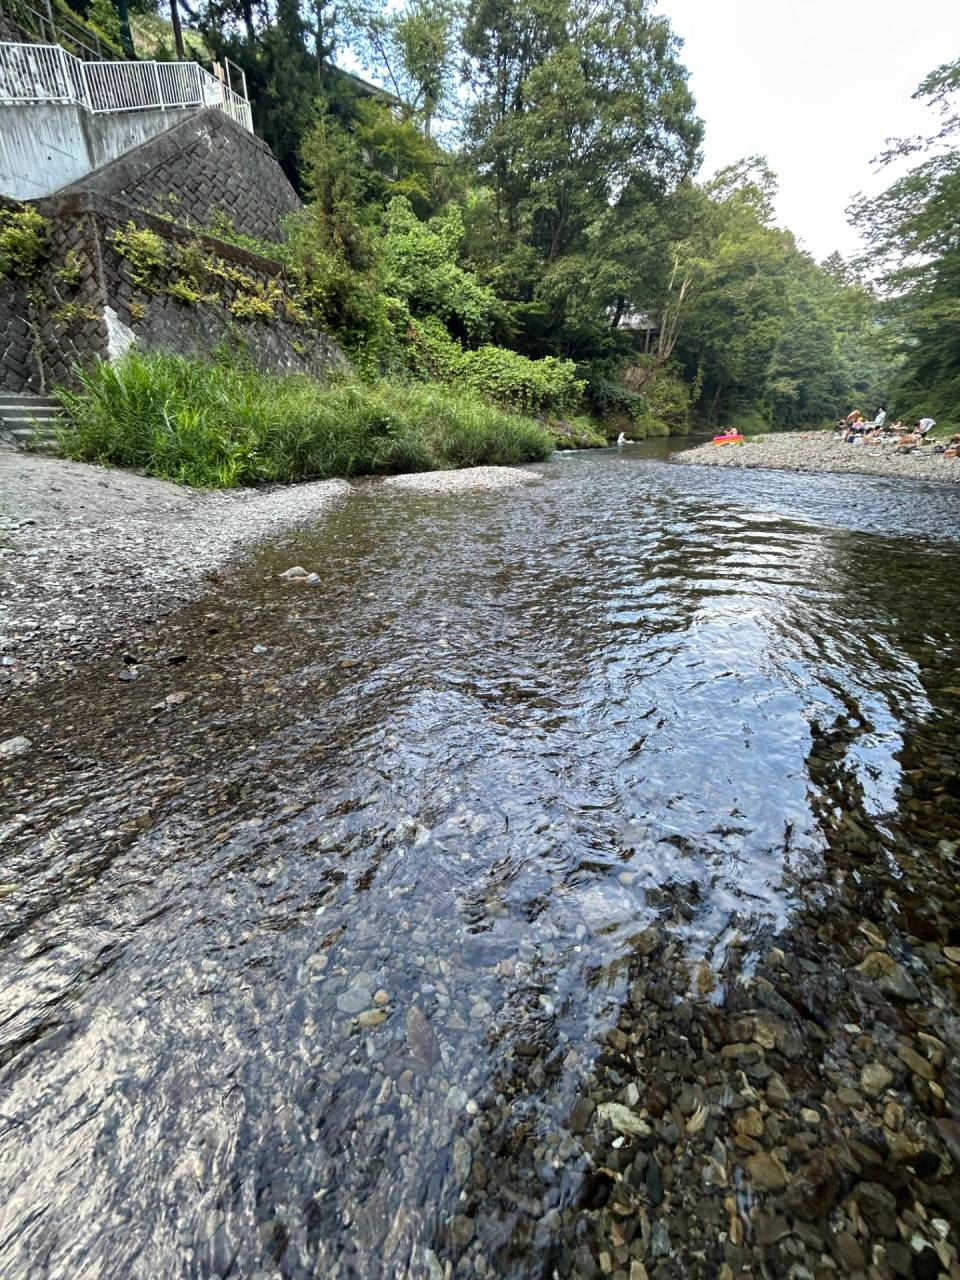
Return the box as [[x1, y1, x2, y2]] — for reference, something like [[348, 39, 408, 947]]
[[0, 101, 199, 200]]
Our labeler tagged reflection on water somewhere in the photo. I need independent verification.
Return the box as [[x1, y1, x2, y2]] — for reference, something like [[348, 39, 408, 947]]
[[1, 444, 959, 1278]]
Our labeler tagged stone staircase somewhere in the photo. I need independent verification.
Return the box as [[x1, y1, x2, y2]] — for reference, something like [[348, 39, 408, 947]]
[[0, 392, 62, 450]]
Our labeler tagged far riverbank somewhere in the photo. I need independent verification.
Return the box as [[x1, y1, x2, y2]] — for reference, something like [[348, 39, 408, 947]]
[[674, 432, 960, 484]]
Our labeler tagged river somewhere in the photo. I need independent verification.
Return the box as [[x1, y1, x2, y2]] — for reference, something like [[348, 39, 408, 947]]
[[1, 442, 959, 1279]]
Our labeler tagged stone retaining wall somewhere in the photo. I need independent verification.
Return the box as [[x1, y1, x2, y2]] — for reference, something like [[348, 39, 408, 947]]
[[0, 191, 345, 397], [62, 108, 300, 244]]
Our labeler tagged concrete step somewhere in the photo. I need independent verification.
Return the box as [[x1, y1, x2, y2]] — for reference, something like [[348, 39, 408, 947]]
[[1, 409, 63, 422], [4, 428, 59, 453], [0, 395, 64, 449], [0, 393, 61, 406]]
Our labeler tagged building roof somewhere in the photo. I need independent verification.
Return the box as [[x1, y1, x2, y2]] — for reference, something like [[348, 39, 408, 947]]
[[329, 64, 402, 109]]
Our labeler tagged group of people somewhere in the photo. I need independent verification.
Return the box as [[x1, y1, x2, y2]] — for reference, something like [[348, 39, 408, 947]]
[[835, 407, 959, 456]]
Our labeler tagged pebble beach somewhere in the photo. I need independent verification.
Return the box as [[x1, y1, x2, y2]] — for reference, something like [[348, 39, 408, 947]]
[[674, 433, 960, 484]]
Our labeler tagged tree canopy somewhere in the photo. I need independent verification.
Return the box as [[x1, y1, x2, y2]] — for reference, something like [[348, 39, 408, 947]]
[[852, 57, 960, 427]]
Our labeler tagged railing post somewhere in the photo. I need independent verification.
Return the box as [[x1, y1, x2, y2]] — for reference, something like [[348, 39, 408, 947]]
[[56, 42, 70, 102], [152, 59, 163, 109], [78, 55, 90, 109]]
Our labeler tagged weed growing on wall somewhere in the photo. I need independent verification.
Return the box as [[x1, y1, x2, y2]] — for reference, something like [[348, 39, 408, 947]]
[[109, 223, 167, 291], [0, 206, 50, 279], [54, 250, 84, 288]]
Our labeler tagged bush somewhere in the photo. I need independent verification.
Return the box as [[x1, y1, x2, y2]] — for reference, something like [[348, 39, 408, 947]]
[[545, 416, 607, 449], [383, 197, 503, 342], [0, 206, 49, 278], [451, 346, 584, 416], [584, 371, 648, 425], [733, 407, 771, 435], [638, 363, 691, 434], [55, 352, 552, 488]]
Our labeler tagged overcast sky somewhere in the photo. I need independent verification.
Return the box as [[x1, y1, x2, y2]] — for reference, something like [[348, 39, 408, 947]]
[[659, 0, 960, 262]]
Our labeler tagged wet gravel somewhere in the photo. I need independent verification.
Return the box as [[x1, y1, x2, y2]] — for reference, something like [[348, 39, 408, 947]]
[[675, 433, 960, 484], [1, 443, 959, 1280], [0, 453, 537, 687]]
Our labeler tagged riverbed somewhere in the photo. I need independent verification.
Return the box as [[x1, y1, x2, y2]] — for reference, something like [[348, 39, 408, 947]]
[[1, 442, 959, 1280]]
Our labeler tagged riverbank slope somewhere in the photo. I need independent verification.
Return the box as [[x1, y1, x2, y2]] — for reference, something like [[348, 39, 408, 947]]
[[675, 432, 960, 483]]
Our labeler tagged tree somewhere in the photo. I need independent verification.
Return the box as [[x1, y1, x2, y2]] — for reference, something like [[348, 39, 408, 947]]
[[853, 57, 960, 426], [460, 0, 702, 356], [343, 0, 462, 134], [665, 160, 892, 429]]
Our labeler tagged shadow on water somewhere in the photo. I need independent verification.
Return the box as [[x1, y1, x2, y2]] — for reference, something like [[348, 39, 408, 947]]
[[1, 443, 959, 1277]]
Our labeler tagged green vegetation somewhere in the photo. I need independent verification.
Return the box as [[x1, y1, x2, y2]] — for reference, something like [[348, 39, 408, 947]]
[[853, 58, 960, 431], [0, 206, 49, 279], [108, 222, 166, 290], [181, 0, 894, 435], [48, 0, 954, 445], [56, 352, 552, 487]]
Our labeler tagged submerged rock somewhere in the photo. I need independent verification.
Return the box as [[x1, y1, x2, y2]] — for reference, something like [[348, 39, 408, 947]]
[[745, 1152, 788, 1192], [337, 987, 372, 1015], [596, 1103, 651, 1137], [405, 1005, 441, 1068], [784, 1154, 842, 1221], [860, 1062, 893, 1097], [880, 963, 921, 1002]]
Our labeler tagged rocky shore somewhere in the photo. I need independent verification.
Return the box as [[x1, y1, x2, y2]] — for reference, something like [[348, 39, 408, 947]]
[[674, 433, 960, 484], [0, 452, 539, 688]]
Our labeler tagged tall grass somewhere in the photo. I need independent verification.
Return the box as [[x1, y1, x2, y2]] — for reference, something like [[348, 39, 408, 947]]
[[56, 353, 553, 488]]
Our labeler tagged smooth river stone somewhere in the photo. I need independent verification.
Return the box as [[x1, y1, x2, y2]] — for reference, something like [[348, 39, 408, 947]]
[[337, 987, 373, 1015]]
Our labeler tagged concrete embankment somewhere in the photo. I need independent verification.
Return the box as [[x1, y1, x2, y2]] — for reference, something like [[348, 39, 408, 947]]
[[674, 432, 960, 484]]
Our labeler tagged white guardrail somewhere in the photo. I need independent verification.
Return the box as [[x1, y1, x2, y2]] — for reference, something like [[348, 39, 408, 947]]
[[0, 41, 252, 132]]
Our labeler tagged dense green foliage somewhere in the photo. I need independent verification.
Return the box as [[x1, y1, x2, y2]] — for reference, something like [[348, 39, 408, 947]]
[[59, 0, 941, 434], [56, 352, 552, 486], [0, 206, 49, 278], [853, 58, 960, 430]]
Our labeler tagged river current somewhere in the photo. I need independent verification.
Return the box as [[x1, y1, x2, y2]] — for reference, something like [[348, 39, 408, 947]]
[[1, 443, 959, 1278]]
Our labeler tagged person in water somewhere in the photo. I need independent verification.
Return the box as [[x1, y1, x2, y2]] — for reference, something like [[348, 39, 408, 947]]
[[617, 432, 629, 446]]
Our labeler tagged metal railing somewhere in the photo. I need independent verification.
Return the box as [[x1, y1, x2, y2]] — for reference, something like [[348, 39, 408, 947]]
[[0, 40, 253, 130], [0, 0, 114, 62]]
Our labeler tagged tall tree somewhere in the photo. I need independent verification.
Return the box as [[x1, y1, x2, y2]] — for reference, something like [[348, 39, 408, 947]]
[[344, 0, 462, 134], [853, 57, 960, 425], [460, 0, 702, 355]]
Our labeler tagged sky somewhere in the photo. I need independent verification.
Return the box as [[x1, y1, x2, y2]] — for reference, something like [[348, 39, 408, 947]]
[[659, 0, 960, 262]]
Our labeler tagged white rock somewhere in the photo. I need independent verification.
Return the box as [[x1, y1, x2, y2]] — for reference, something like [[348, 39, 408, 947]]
[[596, 1102, 651, 1136]]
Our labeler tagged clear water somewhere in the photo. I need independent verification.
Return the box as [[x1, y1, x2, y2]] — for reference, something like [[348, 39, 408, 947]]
[[1, 442, 958, 1278]]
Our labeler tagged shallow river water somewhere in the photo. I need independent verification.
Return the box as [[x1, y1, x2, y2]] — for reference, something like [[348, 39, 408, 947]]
[[2, 443, 959, 1280]]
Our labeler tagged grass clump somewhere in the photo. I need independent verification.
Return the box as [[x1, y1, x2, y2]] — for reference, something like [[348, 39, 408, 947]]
[[55, 352, 552, 488]]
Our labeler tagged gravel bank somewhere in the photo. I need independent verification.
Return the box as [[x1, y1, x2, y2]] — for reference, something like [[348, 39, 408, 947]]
[[0, 456, 542, 688], [381, 465, 542, 492], [0, 452, 350, 686], [674, 432, 960, 483]]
